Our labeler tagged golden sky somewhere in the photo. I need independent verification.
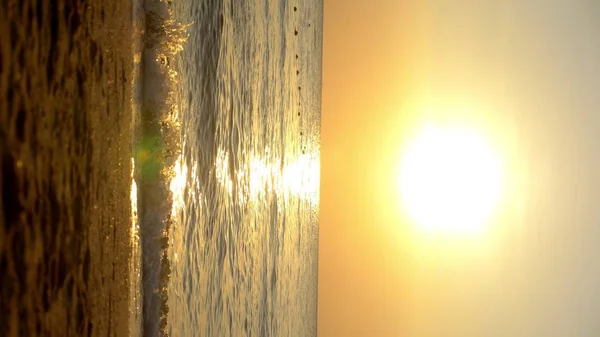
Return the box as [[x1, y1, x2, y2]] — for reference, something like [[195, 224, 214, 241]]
[[318, 1, 600, 336]]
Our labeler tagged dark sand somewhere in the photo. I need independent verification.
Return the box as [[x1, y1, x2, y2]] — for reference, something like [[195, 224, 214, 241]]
[[1, 1, 135, 336]]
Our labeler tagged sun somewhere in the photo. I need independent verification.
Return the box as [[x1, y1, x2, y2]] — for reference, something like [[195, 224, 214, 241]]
[[398, 123, 504, 236]]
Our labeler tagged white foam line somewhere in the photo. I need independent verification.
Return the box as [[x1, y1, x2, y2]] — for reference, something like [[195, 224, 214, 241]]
[[128, 1, 145, 336]]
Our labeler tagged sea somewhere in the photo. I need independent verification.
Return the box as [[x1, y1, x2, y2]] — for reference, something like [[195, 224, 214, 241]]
[[130, 0, 323, 336]]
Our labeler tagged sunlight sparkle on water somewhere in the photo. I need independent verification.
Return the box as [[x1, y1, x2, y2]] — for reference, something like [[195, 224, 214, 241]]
[[169, 156, 188, 219], [215, 147, 320, 205]]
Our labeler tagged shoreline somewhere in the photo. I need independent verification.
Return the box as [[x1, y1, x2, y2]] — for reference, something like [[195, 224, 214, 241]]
[[135, 1, 187, 335], [129, 0, 146, 335]]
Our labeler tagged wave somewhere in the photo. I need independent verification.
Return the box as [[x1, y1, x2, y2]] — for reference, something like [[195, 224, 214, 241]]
[[134, 1, 189, 336]]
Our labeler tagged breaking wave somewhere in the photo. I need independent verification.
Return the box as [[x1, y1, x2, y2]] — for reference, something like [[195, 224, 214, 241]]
[[134, 1, 189, 336]]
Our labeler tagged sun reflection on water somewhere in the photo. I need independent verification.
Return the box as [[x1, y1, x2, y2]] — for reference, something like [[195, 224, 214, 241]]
[[281, 151, 320, 201], [214, 146, 320, 205], [215, 149, 235, 196], [169, 155, 188, 219]]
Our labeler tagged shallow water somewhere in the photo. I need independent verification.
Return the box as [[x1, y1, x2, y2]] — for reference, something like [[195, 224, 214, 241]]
[[133, 0, 322, 336]]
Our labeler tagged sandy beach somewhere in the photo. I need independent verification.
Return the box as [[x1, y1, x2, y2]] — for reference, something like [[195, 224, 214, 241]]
[[1, 0, 135, 336]]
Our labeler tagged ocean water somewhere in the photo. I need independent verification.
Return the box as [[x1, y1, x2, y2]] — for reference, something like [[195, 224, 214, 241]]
[[132, 0, 323, 336]]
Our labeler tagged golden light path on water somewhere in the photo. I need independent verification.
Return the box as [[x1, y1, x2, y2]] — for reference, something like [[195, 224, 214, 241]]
[[166, 143, 319, 271], [169, 156, 188, 217], [169, 153, 187, 266], [214, 147, 321, 205], [168, 144, 320, 223]]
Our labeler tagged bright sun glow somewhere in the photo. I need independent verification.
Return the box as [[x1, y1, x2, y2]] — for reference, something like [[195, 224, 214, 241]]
[[399, 123, 503, 236]]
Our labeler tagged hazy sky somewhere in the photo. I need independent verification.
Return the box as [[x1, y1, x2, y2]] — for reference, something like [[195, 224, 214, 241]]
[[318, 1, 600, 336]]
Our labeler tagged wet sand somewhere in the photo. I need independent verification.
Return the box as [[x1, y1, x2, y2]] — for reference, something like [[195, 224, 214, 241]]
[[1, 0, 135, 336]]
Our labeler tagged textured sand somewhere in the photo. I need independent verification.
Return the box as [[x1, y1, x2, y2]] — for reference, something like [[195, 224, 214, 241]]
[[0, 0, 135, 336]]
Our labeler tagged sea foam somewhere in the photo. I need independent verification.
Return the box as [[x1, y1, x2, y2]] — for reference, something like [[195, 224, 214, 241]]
[[134, 1, 189, 336]]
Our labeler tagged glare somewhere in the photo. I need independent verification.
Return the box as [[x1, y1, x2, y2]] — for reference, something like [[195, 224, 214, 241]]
[[215, 149, 234, 196], [282, 153, 320, 200], [130, 157, 139, 238], [214, 146, 319, 205], [399, 123, 504, 236], [169, 156, 188, 218]]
